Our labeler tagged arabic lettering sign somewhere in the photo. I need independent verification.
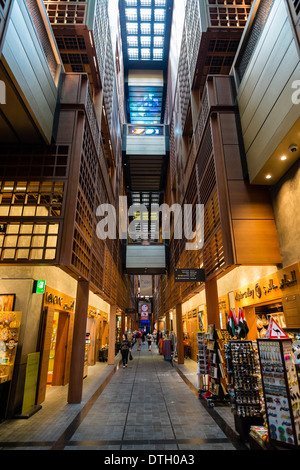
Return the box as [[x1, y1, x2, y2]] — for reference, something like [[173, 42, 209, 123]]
[[234, 264, 300, 307]]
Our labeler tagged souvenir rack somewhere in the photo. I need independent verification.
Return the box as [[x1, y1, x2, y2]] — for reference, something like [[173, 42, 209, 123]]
[[227, 340, 263, 439], [257, 338, 300, 448]]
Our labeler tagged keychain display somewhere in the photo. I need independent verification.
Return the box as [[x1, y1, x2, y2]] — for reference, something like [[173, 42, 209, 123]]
[[257, 338, 300, 448], [227, 341, 262, 419]]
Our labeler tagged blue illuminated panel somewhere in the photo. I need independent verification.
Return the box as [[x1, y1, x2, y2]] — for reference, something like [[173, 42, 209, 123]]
[[128, 86, 163, 124], [128, 126, 163, 135]]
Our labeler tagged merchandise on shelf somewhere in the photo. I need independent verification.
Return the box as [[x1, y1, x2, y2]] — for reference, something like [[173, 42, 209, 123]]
[[205, 325, 229, 401], [0, 311, 22, 384], [257, 338, 300, 448], [227, 340, 262, 419]]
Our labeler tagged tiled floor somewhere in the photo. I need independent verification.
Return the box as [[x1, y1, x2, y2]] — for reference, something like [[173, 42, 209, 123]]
[[0, 342, 248, 451]]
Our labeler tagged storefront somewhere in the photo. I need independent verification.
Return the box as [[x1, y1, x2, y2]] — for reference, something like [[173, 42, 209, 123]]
[[232, 263, 300, 340], [0, 295, 22, 421], [194, 263, 300, 448], [37, 286, 75, 404]]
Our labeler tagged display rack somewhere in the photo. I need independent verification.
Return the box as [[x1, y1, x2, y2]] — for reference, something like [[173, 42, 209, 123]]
[[197, 331, 208, 394], [205, 324, 229, 404], [257, 338, 300, 448], [227, 340, 263, 439]]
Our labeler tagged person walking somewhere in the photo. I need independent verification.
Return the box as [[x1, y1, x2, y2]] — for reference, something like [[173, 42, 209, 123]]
[[120, 334, 130, 368], [127, 329, 133, 348], [136, 330, 142, 351], [146, 331, 153, 351]]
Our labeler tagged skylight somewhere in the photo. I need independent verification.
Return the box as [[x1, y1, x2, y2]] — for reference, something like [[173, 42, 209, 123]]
[[121, 0, 170, 62]]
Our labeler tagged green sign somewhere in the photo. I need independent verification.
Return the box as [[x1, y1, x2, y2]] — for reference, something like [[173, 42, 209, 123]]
[[22, 352, 40, 415], [33, 280, 46, 294]]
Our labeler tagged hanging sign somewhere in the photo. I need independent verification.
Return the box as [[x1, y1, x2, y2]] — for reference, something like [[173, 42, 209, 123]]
[[266, 318, 289, 339], [175, 268, 205, 283], [140, 303, 149, 321]]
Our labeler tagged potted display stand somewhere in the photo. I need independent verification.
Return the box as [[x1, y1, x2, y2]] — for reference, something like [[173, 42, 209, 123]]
[[257, 338, 300, 449]]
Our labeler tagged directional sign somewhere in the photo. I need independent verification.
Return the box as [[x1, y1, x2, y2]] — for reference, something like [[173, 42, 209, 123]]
[[175, 268, 205, 283], [125, 308, 136, 314]]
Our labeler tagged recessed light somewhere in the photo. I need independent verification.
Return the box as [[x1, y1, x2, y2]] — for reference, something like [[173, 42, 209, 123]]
[[280, 155, 287, 161], [266, 174, 272, 179]]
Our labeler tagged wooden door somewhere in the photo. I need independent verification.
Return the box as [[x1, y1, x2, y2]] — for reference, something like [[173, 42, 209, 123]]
[[52, 311, 69, 386]]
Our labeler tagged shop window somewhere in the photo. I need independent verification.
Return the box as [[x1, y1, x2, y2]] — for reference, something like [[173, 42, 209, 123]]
[[0, 223, 59, 262], [0, 181, 65, 218]]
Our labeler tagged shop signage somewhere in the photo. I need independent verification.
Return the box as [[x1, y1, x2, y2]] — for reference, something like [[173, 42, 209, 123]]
[[235, 287, 254, 301], [175, 268, 205, 283], [45, 292, 75, 311], [234, 264, 299, 308]]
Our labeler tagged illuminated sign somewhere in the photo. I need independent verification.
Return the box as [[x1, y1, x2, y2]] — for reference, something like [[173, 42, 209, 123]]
[[33, 280, 46, 294], [128, 126, 163, 136]]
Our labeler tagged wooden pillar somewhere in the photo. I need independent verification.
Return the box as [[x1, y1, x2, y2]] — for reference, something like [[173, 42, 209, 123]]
[[68, 279, 89, 404], [166, 312, 171, 332], [108, 304, 117, 365], [205, 277, 220, 328], [121, 311, 125, 336], [175, 303, 184, 364]]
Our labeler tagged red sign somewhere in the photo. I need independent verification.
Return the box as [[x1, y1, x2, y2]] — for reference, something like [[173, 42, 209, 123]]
[[140, 303, 149, 321], [266, 318, 289, 339]]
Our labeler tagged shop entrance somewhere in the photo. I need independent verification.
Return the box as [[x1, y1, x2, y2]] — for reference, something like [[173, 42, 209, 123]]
[[47, 310, 69, 387]]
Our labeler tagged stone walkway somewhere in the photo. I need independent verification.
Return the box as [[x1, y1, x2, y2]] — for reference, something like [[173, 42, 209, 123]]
[[0, 343, 248, 451]]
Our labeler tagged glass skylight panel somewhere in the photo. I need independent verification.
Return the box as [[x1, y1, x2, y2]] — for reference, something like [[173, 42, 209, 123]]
[[140, 8, 152, 21], [141, 48, 151, 59], [140, 23, 151, 35], [154, 23, 165, 35], [125, 8, 138, 21], [125, 0, 137, 5], [126, 22, 138, 34], [127, 36, 138, 47], [153, 36, 164, 47], [155, 0, 166, 6], [128, 48, 139, 60], [154, 8, 165, 21], [140, 36, 151, 47], [140, 0, 152, 5], [153, 48, 163, 60]]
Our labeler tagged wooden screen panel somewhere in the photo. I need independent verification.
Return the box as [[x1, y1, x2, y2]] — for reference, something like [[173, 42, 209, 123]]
[[232, 219, 281, 265], [203, 227, 225, 278]]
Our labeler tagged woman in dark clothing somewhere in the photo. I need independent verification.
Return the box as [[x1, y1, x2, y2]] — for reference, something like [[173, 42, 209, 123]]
[[120, 334, 130, 368]]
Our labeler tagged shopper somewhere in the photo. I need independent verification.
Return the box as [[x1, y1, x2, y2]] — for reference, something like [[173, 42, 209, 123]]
[[120, 334, 130, 368], [142, 329, 146, 344], [127, 329, 133, 347], [136, 330, 142, 351], [146, 332, 153, 351]]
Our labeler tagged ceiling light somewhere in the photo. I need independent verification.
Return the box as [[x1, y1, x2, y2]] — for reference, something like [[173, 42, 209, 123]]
[[265, 174, 272, 179], [280, 155, 287, 161]]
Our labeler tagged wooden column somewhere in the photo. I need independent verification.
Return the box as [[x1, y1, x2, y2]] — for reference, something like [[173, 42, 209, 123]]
[[108, 304, 117, 365], [166, 312, 171, 332], [68, 279, 89, 404], [121, 311, 125, 336], [205, 277, 220, 328], [175, 303, 184, 364]]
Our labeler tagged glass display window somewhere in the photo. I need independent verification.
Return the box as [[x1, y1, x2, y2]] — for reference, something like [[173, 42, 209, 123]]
[[0, 311, 22, 383]]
